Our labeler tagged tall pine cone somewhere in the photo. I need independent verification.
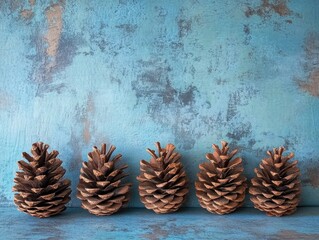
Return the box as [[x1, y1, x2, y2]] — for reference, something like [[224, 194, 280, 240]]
[[137, 142, 188, 214], [195, 141, 247, 214], [13, 142, 71, 218], [77, 144, 131, 216], [249, 147, 301, 216]]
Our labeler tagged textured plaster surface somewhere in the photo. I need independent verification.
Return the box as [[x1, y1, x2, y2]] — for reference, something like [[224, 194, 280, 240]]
[[0, 0, 318, 207]]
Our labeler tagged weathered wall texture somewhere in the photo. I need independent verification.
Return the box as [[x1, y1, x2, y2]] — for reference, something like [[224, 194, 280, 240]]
[[0, 0, 318, 207]]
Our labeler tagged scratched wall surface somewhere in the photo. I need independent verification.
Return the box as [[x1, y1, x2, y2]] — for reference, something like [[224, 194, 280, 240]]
[[0, 0, 318, 207]]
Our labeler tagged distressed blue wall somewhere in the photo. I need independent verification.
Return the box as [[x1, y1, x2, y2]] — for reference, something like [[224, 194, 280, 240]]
[[0, 0, 318, 207]]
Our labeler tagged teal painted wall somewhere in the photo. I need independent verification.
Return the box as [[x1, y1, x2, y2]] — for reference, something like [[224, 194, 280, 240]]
[[0, 0, 318, 207]]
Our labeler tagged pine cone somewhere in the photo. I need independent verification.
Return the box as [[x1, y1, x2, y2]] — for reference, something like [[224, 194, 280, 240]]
[[249, 147, 301, 216], [77, 144, 131, 216], [137, 142, 188, 214], [195, 141, 247, 214], [12, 142, 71, 218]]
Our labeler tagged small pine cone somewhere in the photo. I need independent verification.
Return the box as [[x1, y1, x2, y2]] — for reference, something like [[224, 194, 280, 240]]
[[249, 147, 301, 216], [137, 142, 188, 214], [195, 141, 247, 214], [77, 144, 131, 216], [12, 142, 71, 218]]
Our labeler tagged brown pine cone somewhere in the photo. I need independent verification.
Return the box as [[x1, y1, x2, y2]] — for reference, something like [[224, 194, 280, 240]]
[[137, 142, 188, 214], [12, 142, 71, 218], [77, 144, 131, 216], [195, 141, 247, 214], [249, 147, 301, 216]]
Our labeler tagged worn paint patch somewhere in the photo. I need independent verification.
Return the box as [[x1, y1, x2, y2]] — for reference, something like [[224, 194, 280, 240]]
[[243, 24, 251, 45], [142, 224, 168, 240], [226, 87, 258, 122], [20, 9, 34, 20], [25, 0, 84, 96], [29, 0, 36, 6], [6, 0, 22, 12], [302, 159, 319, 188], [44, 3, 63, 73], [116, 24, 138, 33], [300, 68, 319, 97], [0, 91, 12, 110], [19, 0, 36, 21], [83, 92, 95, 144], [306, 166, 319, 188], [245, 0, 294, 19], [297, 32, 319, 97], [227, 122, 252, 141], [273, 230, 319, 240], [141, 220, 190, 240], [68, 131, 83, 172], [178, 18, 192, 38], [131, 58, 203, 150]]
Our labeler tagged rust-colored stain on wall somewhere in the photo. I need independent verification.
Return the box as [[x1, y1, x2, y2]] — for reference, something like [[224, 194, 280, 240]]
[[298, 32, 319, 97], [20, 9, 34, 20], [273, 230, 319, 240], [305, 165, 319, 188], [44, 2, 63, 74], [83, 92, 95, 144], [29, 0, 36, 6], [299, 69, 319, 97], [19, 0, 36, 20], [245, 0, 294, 18]]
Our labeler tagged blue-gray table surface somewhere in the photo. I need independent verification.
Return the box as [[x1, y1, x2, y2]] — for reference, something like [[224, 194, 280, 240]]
[[1, 207, 318, 240]]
